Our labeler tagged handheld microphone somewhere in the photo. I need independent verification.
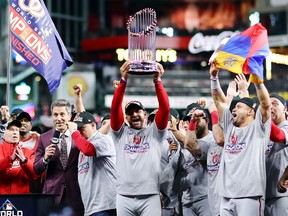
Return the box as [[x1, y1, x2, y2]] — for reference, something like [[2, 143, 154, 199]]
[[51, 130, 61, 144], [46, 130, 60, 164]]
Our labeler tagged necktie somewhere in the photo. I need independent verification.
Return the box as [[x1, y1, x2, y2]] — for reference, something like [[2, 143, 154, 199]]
[[60, 134, 68, 169]]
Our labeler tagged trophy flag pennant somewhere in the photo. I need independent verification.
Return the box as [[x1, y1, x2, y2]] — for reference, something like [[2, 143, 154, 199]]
[[9, 0, 73, 93], [213, 23, 270, 84]]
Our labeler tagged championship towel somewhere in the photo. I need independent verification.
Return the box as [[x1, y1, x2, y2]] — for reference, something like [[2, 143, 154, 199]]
[[9, 0, 73, 93], [214, 23, 270, 84]]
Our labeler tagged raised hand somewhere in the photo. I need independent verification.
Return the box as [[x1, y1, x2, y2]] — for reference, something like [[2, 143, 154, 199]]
[[235, 74, 249, 91], [209, 62, 219, 77], [0, 106, 10, 122], [113, 80, 120, 89], [73, 84, 82, 97], [226, 81, 238, 98], [154, 63, 164, 80], [235, 74, 250, 98], [120, 61, 130, 80]]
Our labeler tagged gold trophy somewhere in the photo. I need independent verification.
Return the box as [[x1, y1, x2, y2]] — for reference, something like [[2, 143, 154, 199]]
[[127, 8, 158, 74]]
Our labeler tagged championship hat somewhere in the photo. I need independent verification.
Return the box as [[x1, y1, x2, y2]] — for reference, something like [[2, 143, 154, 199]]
[[101, 114, 110, 123], [185, 103, 201, 115], [270, 93, 286, 106], [10, 108, 24, 118], [73, 111, 96, 128], [16, 111, 32, 122], [235, 97, 259, 112], [125, 100, 145, 114], [148, 109, 158, 123], [170, 108, 180, 120], [7, 120, 22, 129]]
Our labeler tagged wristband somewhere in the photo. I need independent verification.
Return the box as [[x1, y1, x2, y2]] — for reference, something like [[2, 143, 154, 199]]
[[20, 157, 28, 164], [120, 77, 127, 83], [210, 75, 219, 80], [255, 83, 264, 89], [211, 78, 221, 90], [153, 77, 161, 83], [210, 111, 219, 125], [188, 119, 197, 131]]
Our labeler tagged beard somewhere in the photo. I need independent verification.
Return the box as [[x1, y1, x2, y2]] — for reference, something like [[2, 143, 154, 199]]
[[196, 126, 206, 138], [20, 131, 28, 136], [232, 120, 240, 127]]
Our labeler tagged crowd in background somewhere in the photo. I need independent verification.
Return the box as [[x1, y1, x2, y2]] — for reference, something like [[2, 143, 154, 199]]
[[0, 61, 288, 216]]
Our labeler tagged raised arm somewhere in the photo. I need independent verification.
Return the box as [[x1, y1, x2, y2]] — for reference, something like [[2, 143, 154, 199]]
[[209, 103, 224, 147], [210, 63, 227, 120], [68, 122, 96, 156], [226, 81, 238, 107], [184, 118, 201, 155], [110, 61, 130, 131], [254, 82, 271, 123], [270, 121, 286, 143], [73, 84, 85, 112], [154, 63, 170, 130]]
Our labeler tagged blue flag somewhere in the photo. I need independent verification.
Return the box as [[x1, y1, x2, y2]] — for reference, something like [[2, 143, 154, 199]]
[[214, 23, 269, 84], [9, 0, 73, 93]]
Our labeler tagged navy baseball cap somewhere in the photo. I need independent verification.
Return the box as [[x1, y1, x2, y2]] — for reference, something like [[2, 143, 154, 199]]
[[185, 103, 201, 115], [229, 96, 241, 112], [10, 108, 24, 117], [182, 115, 192, 122], [16, 111, 32, 122], [270, 93, 286, 106], [148, 109, 158, 122], [235, 97, 259, 112], [125, 100, 145, 114], [7, 120, 22, 129], [182, 107, 208, 121], [170, 108, 179, 120], [101, 114, 110, 123], [73, 111, 96, 128]]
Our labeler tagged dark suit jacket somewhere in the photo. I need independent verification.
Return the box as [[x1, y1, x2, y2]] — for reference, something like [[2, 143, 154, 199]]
[[33, 129, 84, 214]]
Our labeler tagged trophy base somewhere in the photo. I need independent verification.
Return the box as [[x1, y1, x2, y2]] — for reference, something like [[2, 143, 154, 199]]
[[128, 61, 158, 75]]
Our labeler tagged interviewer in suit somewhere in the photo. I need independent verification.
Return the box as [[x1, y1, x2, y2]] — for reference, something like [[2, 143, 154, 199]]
[[33, 99, 84, 216]]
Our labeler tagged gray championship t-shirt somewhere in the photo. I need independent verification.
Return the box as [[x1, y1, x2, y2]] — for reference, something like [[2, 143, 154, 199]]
[[266, 120, 288, 199], [181, 148, 208, 205], [111, 121, 167, 196], [198, 131, 223, 216], [160, 131, 181, 208], [78, 131, 117, 215], [216, 108, 271, 198]]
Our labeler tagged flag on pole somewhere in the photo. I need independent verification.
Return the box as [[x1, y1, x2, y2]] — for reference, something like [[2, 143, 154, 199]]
[[213, 23, 270, 84], [9, 0, 73, 93]]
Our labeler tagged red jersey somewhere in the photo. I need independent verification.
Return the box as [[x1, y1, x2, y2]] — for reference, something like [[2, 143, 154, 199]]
[[0, 141, 36, 194]]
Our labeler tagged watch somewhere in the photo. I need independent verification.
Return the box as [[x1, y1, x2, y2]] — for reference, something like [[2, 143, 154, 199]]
[[20, 158, 28, 164]]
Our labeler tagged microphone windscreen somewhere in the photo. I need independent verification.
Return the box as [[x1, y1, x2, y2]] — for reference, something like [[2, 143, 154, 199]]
[[53, 130, 60, 138]]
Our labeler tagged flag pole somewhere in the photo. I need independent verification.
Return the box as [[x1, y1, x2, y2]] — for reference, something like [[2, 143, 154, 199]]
[[6, 0, 11, 107]]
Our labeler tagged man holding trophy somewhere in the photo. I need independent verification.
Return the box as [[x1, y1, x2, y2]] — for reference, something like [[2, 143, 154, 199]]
[[110, 59, 170, 216]]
